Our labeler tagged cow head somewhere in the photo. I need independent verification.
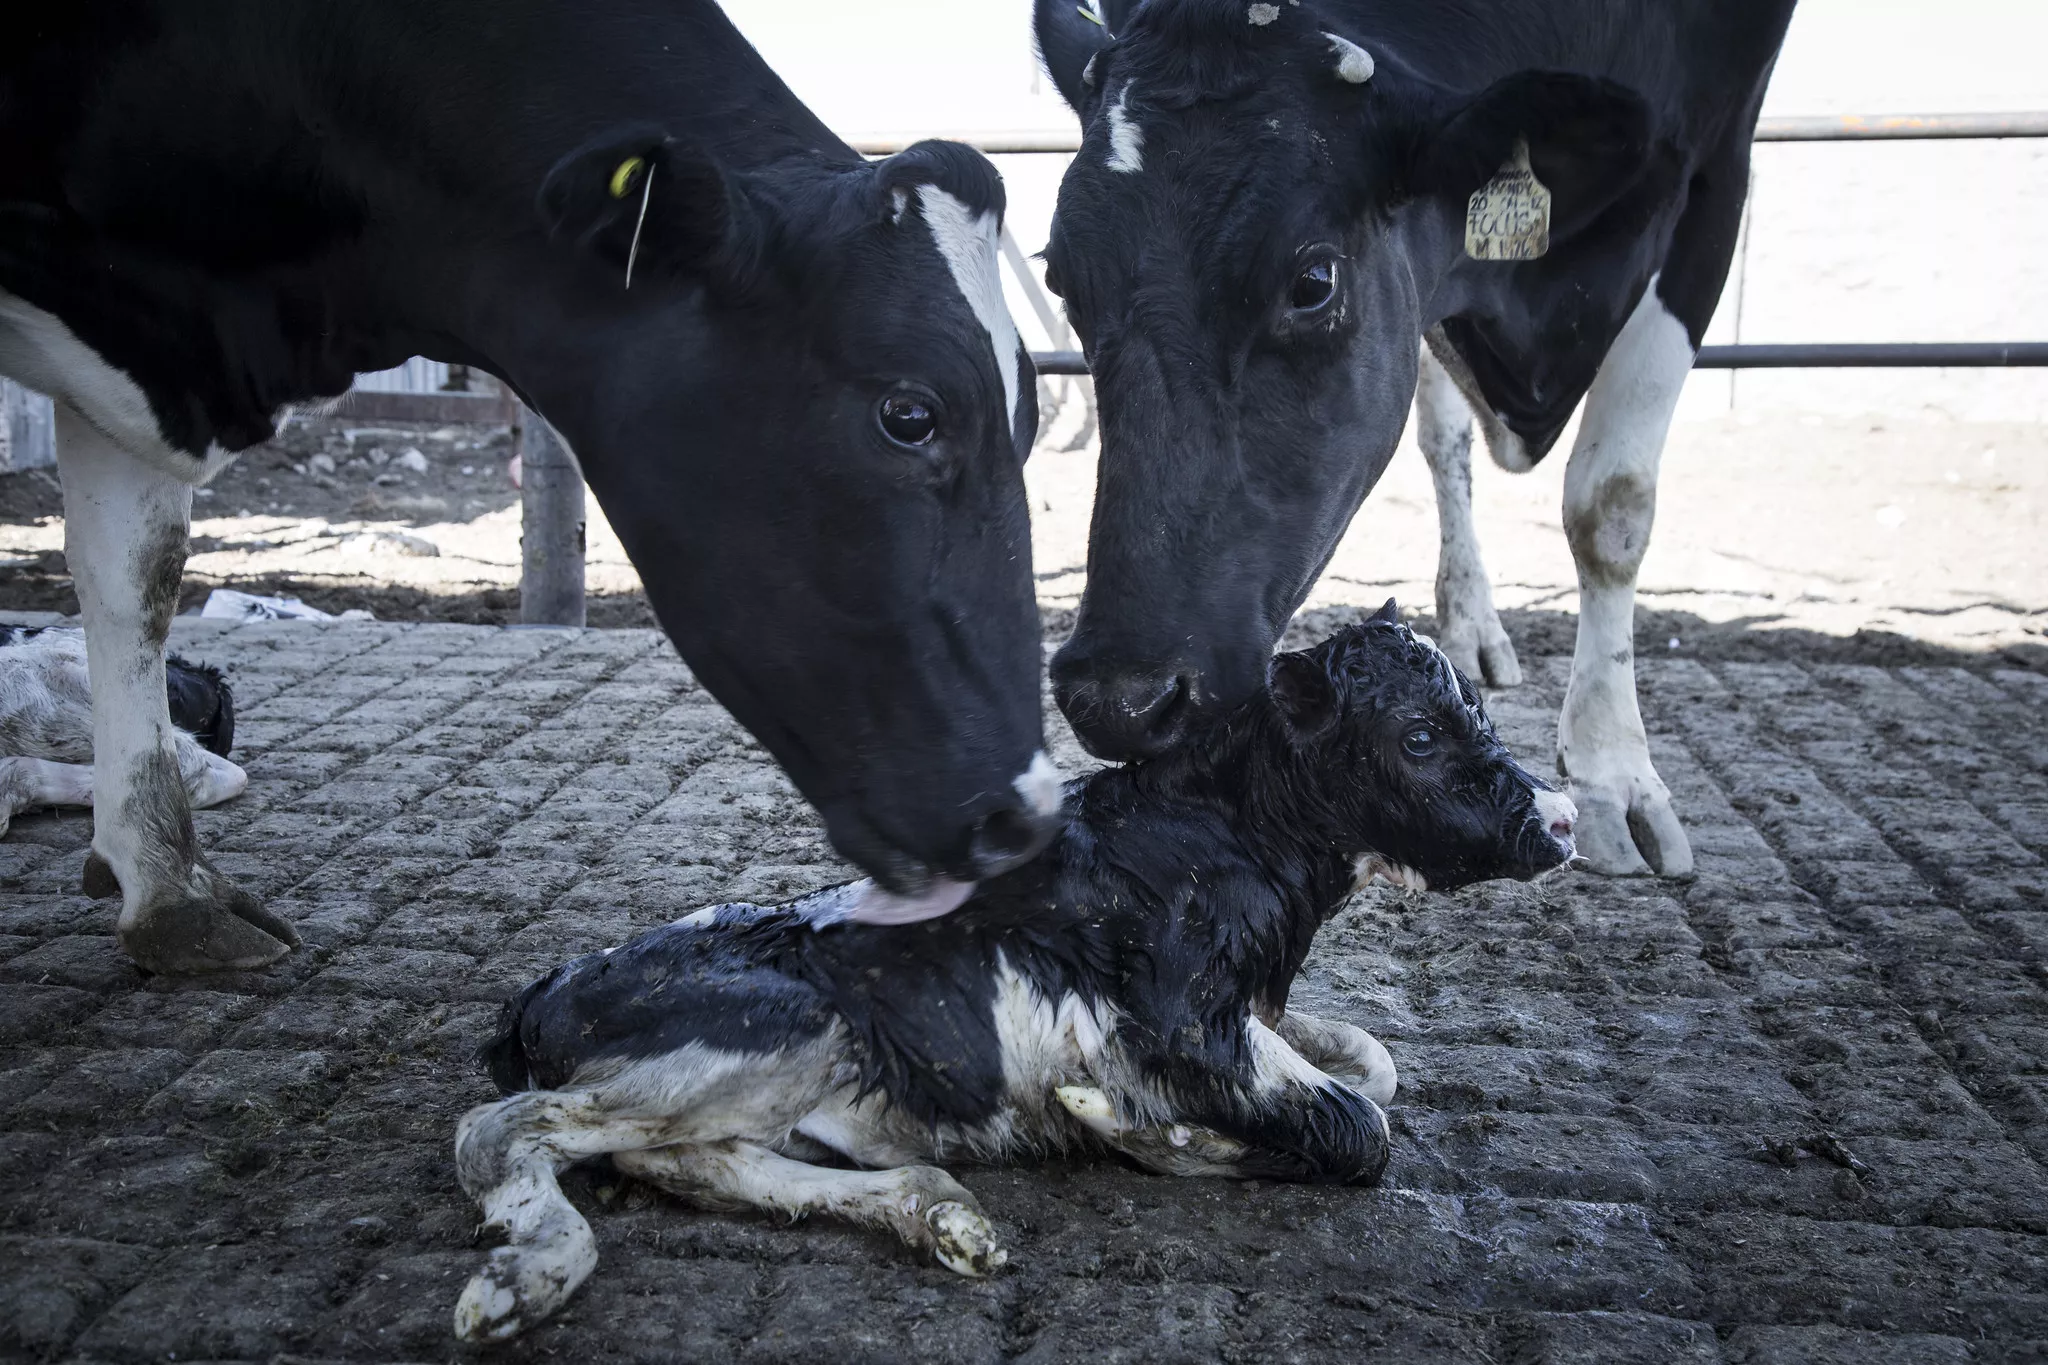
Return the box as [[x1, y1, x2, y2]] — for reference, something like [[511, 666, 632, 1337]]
[[521, 131, 1055, 902], [1033, 0, 1652, 759], [1265, 602, 1576, 891]]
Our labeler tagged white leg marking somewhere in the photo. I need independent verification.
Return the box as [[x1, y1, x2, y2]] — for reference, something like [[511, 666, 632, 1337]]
[[57, 405, 293, 971], [615, 1141, 1007, 1278], [917, 187, 1024, 436], [453, 1092, 660, 1342], [1415, 346, 1522, 687], [1559, 277, 1694, 878], [1104, 85, 1144, 174]]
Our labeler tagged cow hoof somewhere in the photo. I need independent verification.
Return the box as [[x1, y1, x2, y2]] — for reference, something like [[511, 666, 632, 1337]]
[[1438, 618, 1523, 688], [926, 1201, 1006, 1277], [118, 865, 300, 974], [1566, 774, 1693, 879]]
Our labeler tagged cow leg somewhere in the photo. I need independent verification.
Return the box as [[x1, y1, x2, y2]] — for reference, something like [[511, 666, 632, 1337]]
[[56, 406, 298, 969], [614, 1141, 1006, 1278], [1558, 280, 1694, 878], [1415, 346, 1521, 687], [1274, 1010, 1396, 1107], [0, 757, 95, 838]]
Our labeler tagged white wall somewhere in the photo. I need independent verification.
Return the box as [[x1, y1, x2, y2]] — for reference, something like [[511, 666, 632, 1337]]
[[718, 0, 2048, 422]]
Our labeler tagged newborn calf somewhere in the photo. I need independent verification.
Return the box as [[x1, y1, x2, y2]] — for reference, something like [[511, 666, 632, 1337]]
[[454, 602, 1575, 1340], [0, 626, 243, 838]]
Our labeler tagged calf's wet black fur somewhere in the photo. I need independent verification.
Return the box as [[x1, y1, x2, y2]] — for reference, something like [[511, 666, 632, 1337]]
[[452, 601, 1576, 1341]]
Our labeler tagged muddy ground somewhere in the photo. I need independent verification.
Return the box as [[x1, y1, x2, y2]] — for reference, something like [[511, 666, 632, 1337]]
[[0, 605, 2044, 1362], [2, 409, 2046, 1361]]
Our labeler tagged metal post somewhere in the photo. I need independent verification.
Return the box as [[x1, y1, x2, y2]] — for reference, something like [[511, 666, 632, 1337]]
[[519, 406, 586, 626]]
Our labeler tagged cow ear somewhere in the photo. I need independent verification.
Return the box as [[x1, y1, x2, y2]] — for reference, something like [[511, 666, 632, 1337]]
[[1033, 0, 1137, 114], [1407, 71, 1654, 239], [536, 125, 756, 285], [1269, 651, 1340, 742], [1367, 597, 1399, 626], [874, 140, 1007, 226]]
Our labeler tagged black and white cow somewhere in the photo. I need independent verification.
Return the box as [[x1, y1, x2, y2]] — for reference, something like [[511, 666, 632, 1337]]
[[1, 1, 1057, 973], [451, 603, 1576, 1341], [1032, 0, 1798, 878]]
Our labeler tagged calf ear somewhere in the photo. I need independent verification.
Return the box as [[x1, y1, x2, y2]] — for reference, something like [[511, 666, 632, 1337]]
[[536, 124, 755, 285], [1407, 71, 1654, 240], [1034, 0, 1140, 113], [1268, 652, 1339, 743], [1367, 598, 1399, 626]]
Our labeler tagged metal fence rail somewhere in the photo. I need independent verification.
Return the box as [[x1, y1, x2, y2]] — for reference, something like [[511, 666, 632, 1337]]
[[850, 110, 2048, 157]]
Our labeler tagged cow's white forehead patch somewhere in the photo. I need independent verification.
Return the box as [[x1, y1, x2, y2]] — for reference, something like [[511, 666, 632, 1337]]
[[1105, 86, 1144, 174], [916, 186, 1022, 435], [1248, 4, 1280, 25]]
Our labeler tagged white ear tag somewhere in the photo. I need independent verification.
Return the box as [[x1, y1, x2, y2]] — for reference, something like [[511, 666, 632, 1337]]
[[1464, 138, 1551, 261]]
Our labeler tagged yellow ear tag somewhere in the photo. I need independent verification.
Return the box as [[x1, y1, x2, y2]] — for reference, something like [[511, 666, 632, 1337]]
[[1464, 139, 1551, 261], [609, 157, 645, 200]]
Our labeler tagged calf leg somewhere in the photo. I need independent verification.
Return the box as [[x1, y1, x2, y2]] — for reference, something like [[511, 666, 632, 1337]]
[[1415, 346, 1521, 687], [1274, 1010, 1396, 1107], [452, 1090, 690, 1342], [0, 757, 94, 838], [1059, 1021, 1389, 1184], [1558, 280, 1694, 878], [614, 1141, 1006, 1277], [57, 407, 296, 969]]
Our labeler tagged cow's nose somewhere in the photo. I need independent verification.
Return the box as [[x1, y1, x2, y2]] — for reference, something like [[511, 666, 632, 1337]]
[[1533, 788, 1578, 849], [967, 801, 1060, 879], [1051, 651, 1191, 762]]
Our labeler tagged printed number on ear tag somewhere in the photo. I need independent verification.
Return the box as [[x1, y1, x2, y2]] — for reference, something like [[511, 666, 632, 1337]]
[[1465, 139, 1551, 261]]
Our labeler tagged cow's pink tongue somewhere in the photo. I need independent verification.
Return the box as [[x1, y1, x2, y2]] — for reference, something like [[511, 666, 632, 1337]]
[[843, 877, 977, 925]]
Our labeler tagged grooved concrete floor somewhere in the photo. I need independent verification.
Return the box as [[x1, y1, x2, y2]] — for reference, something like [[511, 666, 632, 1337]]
[[2, 614, 2045, 1363]]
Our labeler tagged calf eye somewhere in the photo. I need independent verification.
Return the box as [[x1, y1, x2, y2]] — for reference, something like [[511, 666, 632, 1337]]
[[1401, 728, 1435, 758], [1290, 258, 1338, 313], [877, 394, 938, 447]]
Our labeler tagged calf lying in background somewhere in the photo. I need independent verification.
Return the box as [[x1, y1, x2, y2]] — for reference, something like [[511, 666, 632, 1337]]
[[0, 626, 244, 838], [453, 602, 1576, 1341]]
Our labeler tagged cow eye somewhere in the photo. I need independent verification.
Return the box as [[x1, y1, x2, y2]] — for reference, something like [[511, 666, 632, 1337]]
[[877, 394, 938, 447], [1290, 258, 1338, 313], [1401, 728, 1435, 758]]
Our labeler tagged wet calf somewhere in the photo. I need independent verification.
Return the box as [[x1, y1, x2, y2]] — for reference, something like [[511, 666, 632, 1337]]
[[0, 626, 244, 839], [452, 601, 1575, 1340]]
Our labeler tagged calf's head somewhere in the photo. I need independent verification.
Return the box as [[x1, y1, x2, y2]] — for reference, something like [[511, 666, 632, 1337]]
[[1032, 0, 1651, 759], [1265, 602, 1575, 889], [523, 133, 1054, 900]]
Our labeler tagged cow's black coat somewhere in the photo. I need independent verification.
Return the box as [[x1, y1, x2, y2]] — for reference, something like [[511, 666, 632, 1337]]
[[3, 0, 1052, 893], [1030, 0, 1797, 758]]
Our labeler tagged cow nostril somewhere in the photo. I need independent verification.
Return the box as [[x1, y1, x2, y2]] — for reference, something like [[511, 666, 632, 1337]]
[[1550, 815, 1574, 839], [969, 804, 1055, 878]]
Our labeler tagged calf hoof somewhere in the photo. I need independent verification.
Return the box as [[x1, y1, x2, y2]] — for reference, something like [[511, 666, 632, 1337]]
[[118, 865, 300, 974], [1437, 618, 1523, 689], [1565, 775, 1694, 880], [454, 1241, 596, 1342], [925, 1201, 1006, 1277]]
